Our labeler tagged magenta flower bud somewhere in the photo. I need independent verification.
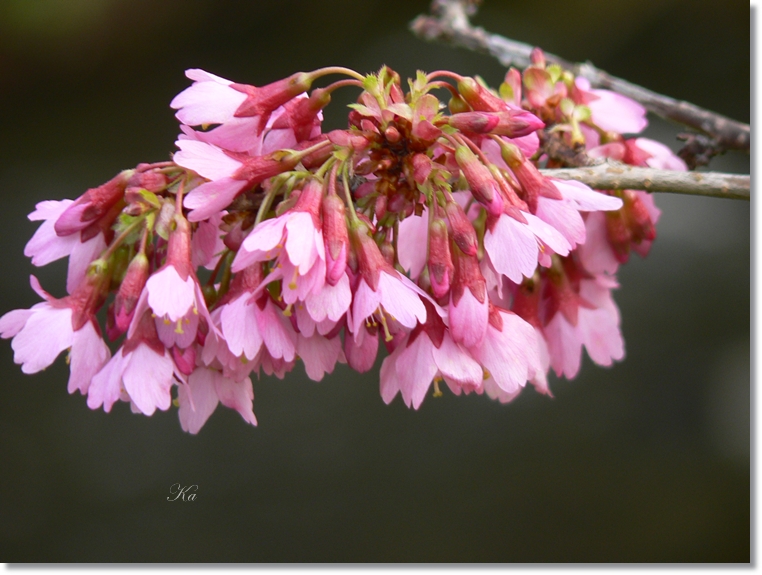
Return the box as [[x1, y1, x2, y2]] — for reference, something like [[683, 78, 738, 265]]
[[454, 146, 504, 217], [114, 252, 150, 333], [444, 201, 478, 257], [448, 110, 544, 138], [449, 246, 488, 348], [412, 153, 433, 185], [427, 218, 453, 299], [530, 47, 546, 67], [456, 77, 506, 112], [55, 170, 133, 236], [497, 140, 561, 212], [322, 194, 349, 285], [501, 68, 522, 106]]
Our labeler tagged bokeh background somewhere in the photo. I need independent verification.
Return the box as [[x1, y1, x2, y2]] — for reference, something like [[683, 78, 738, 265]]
[[0, 0, 750, 563]]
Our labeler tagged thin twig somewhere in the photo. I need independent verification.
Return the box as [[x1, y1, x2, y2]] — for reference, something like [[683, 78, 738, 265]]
[[410, 0, 750, 158], [541, 162, 750, 200]]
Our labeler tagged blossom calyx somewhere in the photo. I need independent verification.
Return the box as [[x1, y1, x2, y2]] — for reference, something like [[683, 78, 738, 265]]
[[55, 170, 133, 236], [232, 72, 313, 121]]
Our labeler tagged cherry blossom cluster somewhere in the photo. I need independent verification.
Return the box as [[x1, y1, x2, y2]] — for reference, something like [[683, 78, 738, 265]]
[[0, 49, 686, 433]]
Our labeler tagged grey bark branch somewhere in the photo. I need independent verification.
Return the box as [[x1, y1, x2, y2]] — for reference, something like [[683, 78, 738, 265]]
[[540, 162, 750, 200], [410, 0, 750, 155]]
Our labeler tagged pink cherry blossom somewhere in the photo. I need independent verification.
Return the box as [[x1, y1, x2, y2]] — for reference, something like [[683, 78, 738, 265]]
[[177, 367, 256, 434]]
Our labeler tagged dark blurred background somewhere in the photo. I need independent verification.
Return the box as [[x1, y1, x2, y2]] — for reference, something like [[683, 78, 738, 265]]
[[0, 0, 750, 563]]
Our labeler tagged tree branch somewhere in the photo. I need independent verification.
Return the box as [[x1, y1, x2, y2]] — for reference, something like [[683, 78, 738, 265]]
[[410, 0, 750, 164], [541, 162, 750, 200]]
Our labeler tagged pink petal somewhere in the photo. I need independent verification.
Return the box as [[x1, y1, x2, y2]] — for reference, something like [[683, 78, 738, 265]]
[[67, 321, 111, 395], [146, 266, 196, 322], [174, 139, 242, 181], [171, 75, 247, 126], [178, 369, 220, 434], [377, 272, 427, 330], [122, 344, 174, 416], [524, 212, 571, 256], [345, 324, 378, 373], [67, 233, 106, 294], [545, 313, 583, 379], [232, 216, 288, 271], [297, 333, 343, 382], [449, 288, 488, 348], [215, 374, 257, 426], [12, 305, 73, 374], [484, 215, 538, 283], [0, 308, 34, 338], [220, 295, 263, 360], [432, 334, 483, 388], [350, 279, 381, 337], [306, 272, 351, 323], [184, 177, 248, 223], [256, 299, 296, 362], [552, 179, 623, 211], [588, 89, 647, 134], [397, 211, 429, 279], [535, 197, 586, 249], [395, 333, 438, 409], [87, 350, 127, 413]]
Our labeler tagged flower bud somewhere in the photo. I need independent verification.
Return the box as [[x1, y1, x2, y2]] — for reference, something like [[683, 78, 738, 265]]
[[427, 217, 453, 299], [454, 146, 504, 217], [497, 140, 561, 212], [444, 201, 478, 256], [322, 194, 349, 285], [457, 77, 506, 112], [114, 252, 150, 334], [448, 110, 544, 138]]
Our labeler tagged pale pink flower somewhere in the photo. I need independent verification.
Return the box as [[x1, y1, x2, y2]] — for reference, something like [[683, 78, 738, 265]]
[[574, 77, 647, 134], [544, 275, 624, 379], [483, 210, 571, 284], [296, 332, 345, 382], [535, 179, 623, 250], [177, 367, 256, 434], [137, 216, 213, 349], [380, 311, 483, 409], [24, 200, 107, 294], [468, 306, 544, 396], [0, 276, 110, 395], [171, 69, 248, 127], [232, 180, 326, 297]]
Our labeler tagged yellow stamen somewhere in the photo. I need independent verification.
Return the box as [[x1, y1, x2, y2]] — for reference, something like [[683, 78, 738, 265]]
[[288, 267, 299, 290], [175, 320, 184, 334], [163, 317, 171, 325], [65, 348, 72, 365], [283, 303, 293, 317], [172, 398, 180, 408], [483, 369, 491, 380], [376, 309, 393, 342], [433, 378, 443, 397]]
